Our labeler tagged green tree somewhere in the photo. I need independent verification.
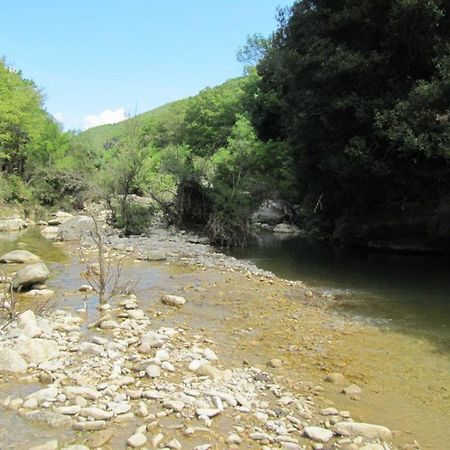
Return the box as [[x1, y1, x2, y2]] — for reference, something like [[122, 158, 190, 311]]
[[252, 0, 450, 244]]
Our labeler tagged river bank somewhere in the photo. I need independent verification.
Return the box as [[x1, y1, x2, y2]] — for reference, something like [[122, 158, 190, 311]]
[[0, 219, 447, 449]]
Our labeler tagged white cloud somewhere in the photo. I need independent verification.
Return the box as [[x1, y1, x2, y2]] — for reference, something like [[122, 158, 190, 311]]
[[84, 108, 126, 129]]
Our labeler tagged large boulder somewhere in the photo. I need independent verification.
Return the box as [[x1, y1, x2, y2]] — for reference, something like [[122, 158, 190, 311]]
[[57, 215, 96, 241], [251, 200, 289, 226], [0, 250, 41, 264], [0, 218, 27, 232], [0, 347, 28, 373], [12, 263, 50, 291], [15, 338, 60, 364]]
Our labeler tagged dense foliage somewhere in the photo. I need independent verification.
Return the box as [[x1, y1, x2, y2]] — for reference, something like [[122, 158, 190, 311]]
[[0, 59, 96, 211], [251, 0, 450, 245], [4, 1, 450, 248]]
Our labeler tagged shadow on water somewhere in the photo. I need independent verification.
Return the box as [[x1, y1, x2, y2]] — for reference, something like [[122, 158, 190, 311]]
[[228, 232, 450, 354]]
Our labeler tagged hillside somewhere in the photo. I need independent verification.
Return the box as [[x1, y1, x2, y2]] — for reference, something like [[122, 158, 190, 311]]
[[76, 77, 246, 155]]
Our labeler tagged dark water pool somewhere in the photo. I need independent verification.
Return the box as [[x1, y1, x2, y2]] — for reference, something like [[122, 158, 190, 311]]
[[228, 233, 450, 353]]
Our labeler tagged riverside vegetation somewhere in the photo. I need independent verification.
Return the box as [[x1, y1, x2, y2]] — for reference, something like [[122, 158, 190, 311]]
[[2, 1, 450, 248], [1, 0, 450, 448]]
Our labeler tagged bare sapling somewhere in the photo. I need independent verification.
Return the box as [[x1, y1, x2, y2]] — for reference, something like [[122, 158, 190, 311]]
[[79, 215, 136, 304]]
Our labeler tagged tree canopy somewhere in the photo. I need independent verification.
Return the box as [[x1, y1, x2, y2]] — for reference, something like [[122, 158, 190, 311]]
[[252, 0, 450, 244]]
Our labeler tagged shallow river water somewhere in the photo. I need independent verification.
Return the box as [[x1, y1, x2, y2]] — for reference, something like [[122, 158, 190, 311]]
[[1, 229, 450, 449], [228, 233, 450, 354]]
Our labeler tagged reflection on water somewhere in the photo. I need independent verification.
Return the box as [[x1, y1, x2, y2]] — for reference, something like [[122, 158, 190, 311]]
[[228, 233, 450, 353]]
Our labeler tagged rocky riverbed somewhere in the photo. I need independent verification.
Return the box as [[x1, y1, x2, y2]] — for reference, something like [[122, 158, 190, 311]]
[[0, 214, 443, 449]]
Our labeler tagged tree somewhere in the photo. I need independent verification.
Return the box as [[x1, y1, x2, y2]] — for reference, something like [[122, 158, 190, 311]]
[[252, 0, 450, 244]]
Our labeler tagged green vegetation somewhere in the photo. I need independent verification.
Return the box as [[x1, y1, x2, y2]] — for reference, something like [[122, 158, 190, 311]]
[[251, 0, 450, 246], [2, 1, 450, 249]]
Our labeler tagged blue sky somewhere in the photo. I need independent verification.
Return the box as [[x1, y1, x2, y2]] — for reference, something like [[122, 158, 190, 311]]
[[1, 0, 293, 130]]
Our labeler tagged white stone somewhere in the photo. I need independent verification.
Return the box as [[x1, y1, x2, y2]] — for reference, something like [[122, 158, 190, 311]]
[[0, 249, 41, 264], [161, 294, 186, 306], [163, 400, 185, 412], [80, 407, 113, 420], [0, 348, 27, 373], [15, 338, 59, 364], [146, 364, 161, 378], [304, 426, 333, 443], [334, 422, 392, 440], [127, 433, 147, 448], [196, 408, 221, 418]]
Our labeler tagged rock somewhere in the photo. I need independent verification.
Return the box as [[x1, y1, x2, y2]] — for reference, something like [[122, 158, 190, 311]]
[[161, 294, 186, 306], [304, 426, 334, 443], [196, 408, 221, 418], [64, 386, 102, 401], [40, 226, 59, 238], [321, 407, 339, 416], [167, 439, 182, 450], [195, 363, 223, 380], [141, 331, 169, 348], [0, 218, 27, 232], [21, 289, 55, 299], [227, 434, 242, 445], [61, 446, 89, 450], [79, 342, 104, 356], [81, 429, 113, 448], [23, 397, 39, 409], [127, 432, 147, 448], [139, 250, 167, 261], [56, 405, 81, 415], [251, 200, 288, 225], [48, 211, 73, 225], [29, 441, 59, 450], [15, 338, 60, 364], [17, 310, 42, 338], [334, 422, 392, 440], [0, 348, 28, 373], [358, 445, 384, 450], [80, 407, 114, 420], [99, 320, 120, 329], [28, 387, 58, 403], [12, 263, 50, 290], [79, 284, 93, 292], [163, 400, 185, 412], [342, 384, 362, 396], [146, 365, 161, 378], [203, 348, 218, 361], [268, 358, 283, 368], [273, 223, 301, 234], [324, 372, 346, 384], [73, 420, 107, 431], [57, 215, 96, 241], [0, 250, 41, 264]]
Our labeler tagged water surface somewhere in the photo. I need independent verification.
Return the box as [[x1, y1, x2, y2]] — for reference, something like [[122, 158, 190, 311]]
[[229, 233, 450, 353]]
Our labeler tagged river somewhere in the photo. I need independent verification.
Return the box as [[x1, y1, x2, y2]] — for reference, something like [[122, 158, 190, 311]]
[[229, 233, 450, 354]]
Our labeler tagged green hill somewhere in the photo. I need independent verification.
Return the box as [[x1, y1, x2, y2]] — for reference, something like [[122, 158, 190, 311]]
[[76, 77, 247, 155]]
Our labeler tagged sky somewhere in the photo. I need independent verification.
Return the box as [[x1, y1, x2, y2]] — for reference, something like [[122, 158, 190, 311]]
[[1, 0, 293, 131]]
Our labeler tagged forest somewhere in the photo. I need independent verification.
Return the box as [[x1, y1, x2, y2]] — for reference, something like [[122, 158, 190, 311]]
[[2, 0, 450, 249]]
